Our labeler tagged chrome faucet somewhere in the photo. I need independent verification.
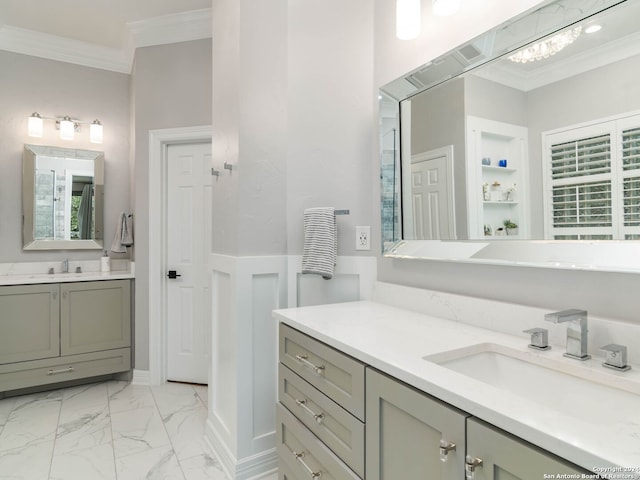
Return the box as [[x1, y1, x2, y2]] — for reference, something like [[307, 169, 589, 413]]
[[544, 309, 590, 360], [62, 258, 69, 273]]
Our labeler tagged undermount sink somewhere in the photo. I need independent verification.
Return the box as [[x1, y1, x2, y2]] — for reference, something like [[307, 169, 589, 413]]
[[424, 343, 640, 424]]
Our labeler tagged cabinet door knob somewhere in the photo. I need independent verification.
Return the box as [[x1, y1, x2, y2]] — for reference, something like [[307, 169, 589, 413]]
[[439, 439, 456, 462], [465, 455, 484, 480]]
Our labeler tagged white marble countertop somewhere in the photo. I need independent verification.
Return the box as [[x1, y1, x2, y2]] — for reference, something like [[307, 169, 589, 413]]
[[0, 260, 135, 285], [274, 300, 640, 477]]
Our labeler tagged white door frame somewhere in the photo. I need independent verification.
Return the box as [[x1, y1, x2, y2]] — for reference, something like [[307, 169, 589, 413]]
[[148, 125, 212, 385]]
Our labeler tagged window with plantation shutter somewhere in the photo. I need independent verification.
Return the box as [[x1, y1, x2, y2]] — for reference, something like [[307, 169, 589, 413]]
[[550, 135, 611, 180], [622, 126, 640, 236], [543, 113, 640, 240]]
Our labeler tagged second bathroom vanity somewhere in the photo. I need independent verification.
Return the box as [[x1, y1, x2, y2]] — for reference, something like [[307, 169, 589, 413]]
[[0, 265, 134, 395]]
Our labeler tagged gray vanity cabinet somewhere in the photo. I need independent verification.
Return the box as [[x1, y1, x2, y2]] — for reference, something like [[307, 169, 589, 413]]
[[466, 418, 590, 479], [0, 280, 131, 394], [60, 280, 131, 355], [278, 323, 598, 480], [0, 284, 59, 364], [278, 324, 365, 480], [365, 368, 468, 480]]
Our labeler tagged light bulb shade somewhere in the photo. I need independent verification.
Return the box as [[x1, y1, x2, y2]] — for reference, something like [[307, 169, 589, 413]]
[[433, 0, 460, 16], [90, 120, 103, 144], [28, 113, 43, 138], [396, 0, 421, 40], [59, 116, 75, 140]]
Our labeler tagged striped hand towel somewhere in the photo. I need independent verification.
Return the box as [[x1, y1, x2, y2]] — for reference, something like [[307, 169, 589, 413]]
[[302, 207, 337, 280]]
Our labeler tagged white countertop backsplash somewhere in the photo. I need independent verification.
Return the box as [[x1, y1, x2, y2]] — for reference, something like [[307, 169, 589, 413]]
[[0, 260, 135, 285], [273, 281, 640, 477]]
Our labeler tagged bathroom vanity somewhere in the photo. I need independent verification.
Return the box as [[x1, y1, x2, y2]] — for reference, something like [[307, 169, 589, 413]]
[[0, 268, 134, 396], [274, 285, 640, 479]]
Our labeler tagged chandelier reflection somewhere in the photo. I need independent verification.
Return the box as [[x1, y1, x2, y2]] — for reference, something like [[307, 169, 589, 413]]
[[509, 26, 582, 63]]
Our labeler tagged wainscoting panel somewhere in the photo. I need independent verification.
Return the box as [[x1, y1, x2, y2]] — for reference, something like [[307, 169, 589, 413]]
[[206, 254, 375, 479], [206, 255, 286, 480], [297, 273, 360, 306], [288, 255, 377, 308]]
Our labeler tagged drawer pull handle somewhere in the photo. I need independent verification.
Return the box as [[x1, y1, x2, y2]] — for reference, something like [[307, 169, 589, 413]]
[[295, 354, 325, 374], [439, 439, 456, 462], [295, 399, 325, 424], [47, 367, 74, 376], [292, 451, 322, 478]]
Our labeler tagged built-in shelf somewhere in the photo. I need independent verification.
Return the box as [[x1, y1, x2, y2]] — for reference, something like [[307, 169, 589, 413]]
[[481, 165, 516, 173], [467, 116, 529, 239]]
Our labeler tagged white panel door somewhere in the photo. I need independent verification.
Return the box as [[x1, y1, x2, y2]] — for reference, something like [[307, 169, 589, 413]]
[[410, 147, 455, 240], [166, 142, 212, 384]]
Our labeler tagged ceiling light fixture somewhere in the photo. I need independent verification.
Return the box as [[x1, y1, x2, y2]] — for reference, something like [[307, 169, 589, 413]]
[[508, 26, 582, 63], [396, 0, 421, 40], [432, 0, 460, 17], [27, 112, 104, 144]]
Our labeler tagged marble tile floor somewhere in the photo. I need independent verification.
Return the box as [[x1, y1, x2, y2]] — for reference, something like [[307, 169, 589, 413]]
[[0, 381, 276, 480]]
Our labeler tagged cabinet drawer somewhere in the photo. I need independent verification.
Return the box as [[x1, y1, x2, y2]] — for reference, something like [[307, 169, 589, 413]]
[[279, 364, 365, 478], [0, 348, 130, 393], [279, 324, 365, 421], [277, 457, 297, 480], [277, 403, 360, 480]]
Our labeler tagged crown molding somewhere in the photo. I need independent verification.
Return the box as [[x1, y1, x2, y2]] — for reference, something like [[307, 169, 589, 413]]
[[127, 8, 212, 50], [0, 25, 131, 73], [0, 8, 212, 74]]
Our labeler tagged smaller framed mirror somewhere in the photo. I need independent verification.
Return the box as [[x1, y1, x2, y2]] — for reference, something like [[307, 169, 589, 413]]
[[23, 144, 104, 250]]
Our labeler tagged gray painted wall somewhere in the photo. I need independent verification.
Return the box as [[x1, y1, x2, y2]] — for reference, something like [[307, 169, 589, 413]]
[[286, 0, 374, 256], [211, 0, 288, 257], [131, 39, 212, 370], [0, 50, 130, 262], [210, 0, 374, 259]]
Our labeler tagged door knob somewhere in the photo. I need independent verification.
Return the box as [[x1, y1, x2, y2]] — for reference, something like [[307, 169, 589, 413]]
[[167, 270, 182, 279]]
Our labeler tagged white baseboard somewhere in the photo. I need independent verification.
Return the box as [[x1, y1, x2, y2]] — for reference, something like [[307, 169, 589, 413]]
[[204, 418, 278, 480], [131, 369, 151, 385]]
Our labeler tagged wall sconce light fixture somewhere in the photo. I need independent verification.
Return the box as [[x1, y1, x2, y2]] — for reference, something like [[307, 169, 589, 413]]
[[90, 120, 103, 144], [27, 112, 104, 144], [396, 0, 421, 40], [27, 112, 44, 138]]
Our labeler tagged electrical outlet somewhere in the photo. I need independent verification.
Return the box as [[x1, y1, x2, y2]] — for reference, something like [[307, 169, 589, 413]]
[[355, 226, 371, 251]]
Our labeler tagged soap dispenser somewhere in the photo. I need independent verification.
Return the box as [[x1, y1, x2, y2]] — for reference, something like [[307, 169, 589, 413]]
[[101, 251, 111, 273]]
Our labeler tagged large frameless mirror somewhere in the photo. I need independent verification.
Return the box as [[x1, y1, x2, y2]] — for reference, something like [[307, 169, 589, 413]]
[[23, 144, 104, 250], [380, 0, 640, 271]]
